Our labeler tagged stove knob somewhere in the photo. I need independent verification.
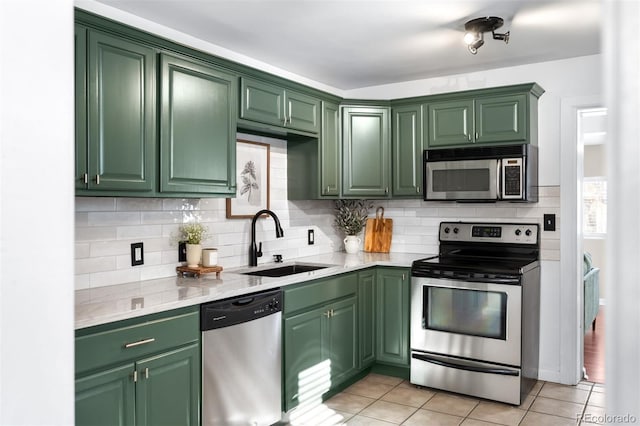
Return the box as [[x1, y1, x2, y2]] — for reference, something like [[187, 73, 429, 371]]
[[444, 227, 450, 234], [525, 229, 532, 236], [453, 227, 459, 234], [515, 229, 522, 236]]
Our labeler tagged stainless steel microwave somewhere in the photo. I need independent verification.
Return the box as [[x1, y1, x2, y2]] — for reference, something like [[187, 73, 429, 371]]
[[423, 144, 538, 202]]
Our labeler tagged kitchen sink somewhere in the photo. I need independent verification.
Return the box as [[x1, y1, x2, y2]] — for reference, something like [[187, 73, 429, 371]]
[[241, 263, 330, 277]]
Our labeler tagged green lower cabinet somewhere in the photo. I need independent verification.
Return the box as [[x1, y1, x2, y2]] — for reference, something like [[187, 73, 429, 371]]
[[75, 363, 135, 426], [283, 306, 324, 411], [325, 297, 359, 386], [358, 269, 376, 368], [75, 307, 200, 426], [136, 343, 200, 426], [375, 268, 410, 366]]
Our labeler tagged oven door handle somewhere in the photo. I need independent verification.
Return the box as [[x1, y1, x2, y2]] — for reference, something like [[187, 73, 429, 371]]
[[463, 277, 521, 285], [411, 353, 519, 377]]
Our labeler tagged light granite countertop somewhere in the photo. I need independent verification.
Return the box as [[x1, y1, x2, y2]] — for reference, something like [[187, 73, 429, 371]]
[[75, 252, 430, 329]]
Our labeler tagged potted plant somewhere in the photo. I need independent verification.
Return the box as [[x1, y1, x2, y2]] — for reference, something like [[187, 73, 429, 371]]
[[179, 222, 208, 267], [333, 200, 372, 254]]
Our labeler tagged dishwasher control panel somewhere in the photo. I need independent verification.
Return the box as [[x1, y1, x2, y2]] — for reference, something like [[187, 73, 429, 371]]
[[201, 288, 282, 330]]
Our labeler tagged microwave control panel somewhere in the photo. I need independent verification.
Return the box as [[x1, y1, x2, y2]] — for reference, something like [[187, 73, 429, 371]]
[[502, 158, 523, 198]]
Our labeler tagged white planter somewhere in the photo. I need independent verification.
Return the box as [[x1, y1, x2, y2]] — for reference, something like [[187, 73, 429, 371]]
[[186, 243, 202, 267], [343, 235, 361, 254]]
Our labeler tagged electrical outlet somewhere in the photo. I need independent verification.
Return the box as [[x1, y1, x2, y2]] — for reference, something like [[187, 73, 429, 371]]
[[178, 241, 187, 262], [131, 242, 144, 266], [308, 229, 315, 245], [543, 214, 556, 231]]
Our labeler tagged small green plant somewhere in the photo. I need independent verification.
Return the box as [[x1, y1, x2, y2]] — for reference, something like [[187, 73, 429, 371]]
[[179, 222, 208, 245], [333, 200, 372, 235]]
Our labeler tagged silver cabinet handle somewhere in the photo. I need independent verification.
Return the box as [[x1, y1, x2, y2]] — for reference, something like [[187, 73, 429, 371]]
[[475, 131, 479, 140], [416, 186, 420, 193], [144, 367, 149, 379], [467, 133, 471, 141], [132, 370, 138, 382], [83, 173, 88, 184], [323, 311, 331, 318], [385, 187, 389, 194], [95, 175, 100, 185], [124, 338, 155, 349]]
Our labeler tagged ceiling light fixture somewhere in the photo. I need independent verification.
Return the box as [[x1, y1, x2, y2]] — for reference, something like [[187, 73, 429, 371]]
[[464, 16, 510, 55]]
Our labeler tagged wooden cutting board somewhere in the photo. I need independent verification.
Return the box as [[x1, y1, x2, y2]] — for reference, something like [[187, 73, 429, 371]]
[[364, 207, 393, 253]]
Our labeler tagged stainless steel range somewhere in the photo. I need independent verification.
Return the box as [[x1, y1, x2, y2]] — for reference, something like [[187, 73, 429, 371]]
[[410, 222, 540, 405]]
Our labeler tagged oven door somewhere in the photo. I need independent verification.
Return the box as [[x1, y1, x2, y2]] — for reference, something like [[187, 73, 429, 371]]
[[410, 276, 521, 366], [424, 158, 500, 200]]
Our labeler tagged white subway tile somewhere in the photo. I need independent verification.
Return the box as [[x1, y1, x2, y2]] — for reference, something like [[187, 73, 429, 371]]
[[90, 269, 141, 288], [75, 197, 116, 212], [88, 211, 141, 226], [75, 256, 116, 275], [75, 243, 91, 259], [116, 225, 163, 240], [117, 198, 163, 211], [76, 226, 117, 241]]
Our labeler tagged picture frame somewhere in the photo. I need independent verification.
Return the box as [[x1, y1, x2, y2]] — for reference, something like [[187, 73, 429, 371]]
[[226, 139, 270, 218]]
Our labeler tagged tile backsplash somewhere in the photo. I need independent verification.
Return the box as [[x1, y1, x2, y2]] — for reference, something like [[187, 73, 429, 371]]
[[75, 134, 560, 290]]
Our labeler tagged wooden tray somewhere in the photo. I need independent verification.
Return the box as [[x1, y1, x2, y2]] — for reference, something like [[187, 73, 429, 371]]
[[364, 207, 393, 253], [176, 265, 223, 278]]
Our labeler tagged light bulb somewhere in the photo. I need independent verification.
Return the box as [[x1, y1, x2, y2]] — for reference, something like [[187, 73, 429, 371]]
[[464, 32, 477, 45]]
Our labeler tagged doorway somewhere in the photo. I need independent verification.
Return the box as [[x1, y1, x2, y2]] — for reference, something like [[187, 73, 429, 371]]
[[579, 107, 607, 383]]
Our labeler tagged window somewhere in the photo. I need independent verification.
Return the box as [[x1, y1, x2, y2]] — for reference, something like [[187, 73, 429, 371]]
[[583, 177, 607, 237]]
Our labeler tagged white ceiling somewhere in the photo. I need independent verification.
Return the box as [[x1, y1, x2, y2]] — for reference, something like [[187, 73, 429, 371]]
[[91, 0, 601, 91]]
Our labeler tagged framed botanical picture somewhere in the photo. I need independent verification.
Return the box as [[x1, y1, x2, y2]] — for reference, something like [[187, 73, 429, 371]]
[[226, 140, 270, 218]]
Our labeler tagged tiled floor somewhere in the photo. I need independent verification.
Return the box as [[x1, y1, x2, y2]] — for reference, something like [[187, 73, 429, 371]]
[[288, 373, 606, 425]]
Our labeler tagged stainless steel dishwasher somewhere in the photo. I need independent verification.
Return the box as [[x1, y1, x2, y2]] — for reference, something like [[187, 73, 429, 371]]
[[201, 288, 282, 426]]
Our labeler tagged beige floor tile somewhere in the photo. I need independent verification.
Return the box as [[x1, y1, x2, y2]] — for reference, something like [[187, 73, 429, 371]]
[[529, 380, 544, 396], [529, 396, 585, 419], [325, 392, 376, 414], [460, 419, 503, 426], [288, 402, 351, 426], [520, 411, 580, 426], [580, 404, 606, 424], [359, 400, 418, 424], [344, 380, 395, 399], [592, 384, 605, 393], [538, 382, 590, 404], [334, 410, 354, 422], [345, 414, 397, 425], [422, 393, 479, 417], [577, 382, 593, 391], [381, 385, 436, 408], [467, 401, 526, 426], [402, 408, 463, 426], [364, 373, 404, 387], [518, 393, 536, 411], [587, 391, 605, 408]]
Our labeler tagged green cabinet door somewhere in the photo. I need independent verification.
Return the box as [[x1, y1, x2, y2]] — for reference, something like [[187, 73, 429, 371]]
[[358, 269, 376, 368], [286, 89, 320, 133], [136, 343, 200, 426], [75, 24, 88, 191], [392, 104, 424, 197], [426, 99, 474, 148], [75, 363, 135, 426], [86, 30, 156, 192], [160, 53, 237, 195], [342, 107, 391, 197], [240, 77, 319, 133], [283, 306, 325, 412], [240, 78, 284, 127], [320, 101, 340, 196], [326, 296, 358, 386], [376, 268, 410, 366], [475, 94, 527, 144]]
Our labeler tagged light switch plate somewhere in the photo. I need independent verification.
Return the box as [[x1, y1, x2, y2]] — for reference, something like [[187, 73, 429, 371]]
[[131, 242, 144, 266], [308, 229, 315, 245], [543, 214, 556, 231]]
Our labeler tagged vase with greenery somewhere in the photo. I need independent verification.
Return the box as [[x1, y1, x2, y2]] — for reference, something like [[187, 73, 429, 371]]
[[333, 200, 372, 253], [179, 223, 208, 267]]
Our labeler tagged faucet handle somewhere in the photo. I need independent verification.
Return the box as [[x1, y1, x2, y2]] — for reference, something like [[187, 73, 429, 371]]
[[274, 254, 283, 263], [256, 242, 263, 258]]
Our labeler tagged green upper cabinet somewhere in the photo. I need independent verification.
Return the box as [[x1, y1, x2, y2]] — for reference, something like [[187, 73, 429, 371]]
[[426, 99, 474, 147], [475, 94, 527, 143], [75, 24, 88, 191], [375, 268, 410, 367], [392, 104, 424, 197], [320, 101, 341, 197], [342, 106, 391, 198], [240, 77, 320, 133], [159, 53, 237, 195], [424, 83, 544, 149], [81, 29, 157, 192]]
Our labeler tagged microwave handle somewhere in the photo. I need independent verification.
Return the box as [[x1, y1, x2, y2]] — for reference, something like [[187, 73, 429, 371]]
[[497, 160, 502, 199]]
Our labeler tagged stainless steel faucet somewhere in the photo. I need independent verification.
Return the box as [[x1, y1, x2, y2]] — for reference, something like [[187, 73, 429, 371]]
[[249, 209, 284, 266]]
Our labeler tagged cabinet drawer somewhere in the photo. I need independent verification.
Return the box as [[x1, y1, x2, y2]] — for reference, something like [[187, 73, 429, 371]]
[[284, 273, 357, 314], [76, 307, 199, 375]]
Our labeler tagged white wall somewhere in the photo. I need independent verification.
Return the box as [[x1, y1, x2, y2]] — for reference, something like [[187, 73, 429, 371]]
[[0, 1, 75, 424]]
